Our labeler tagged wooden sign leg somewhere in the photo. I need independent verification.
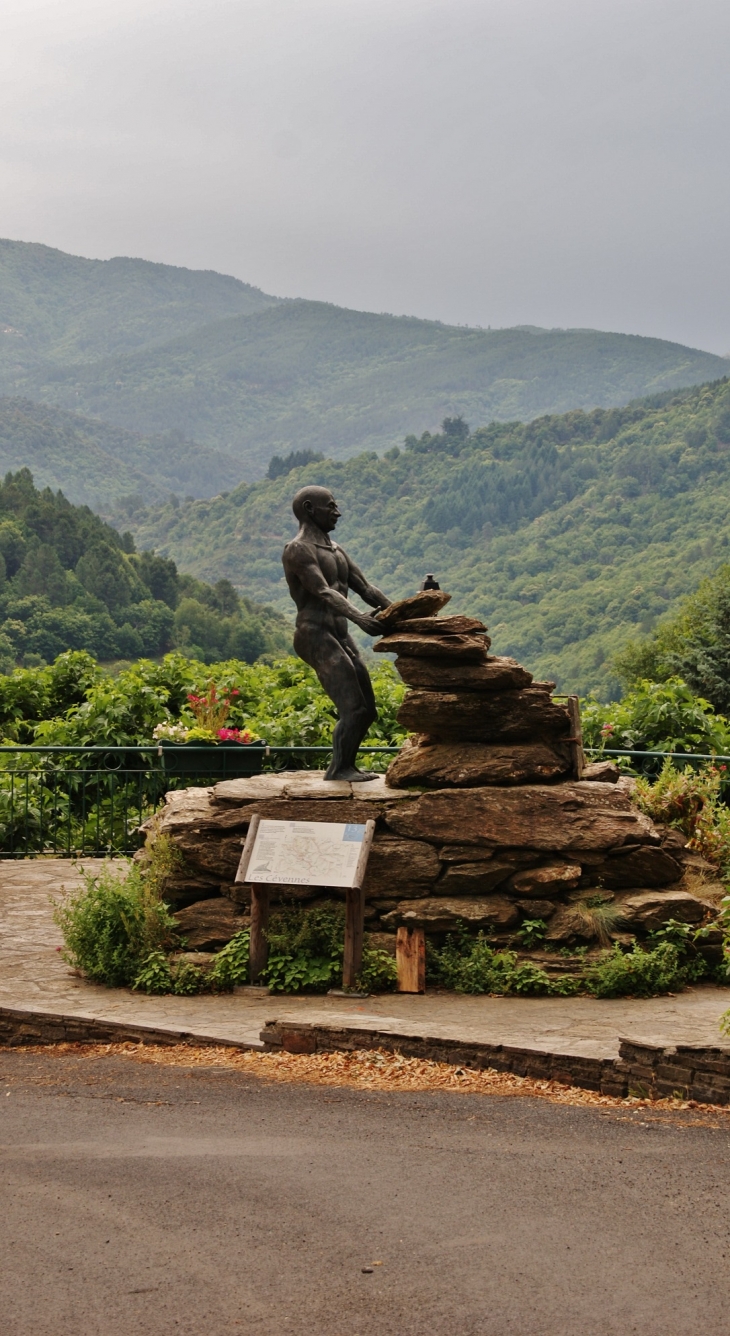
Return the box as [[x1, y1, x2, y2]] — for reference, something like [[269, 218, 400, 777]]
[[343, 886, 365, 990], [249, 884, 270, 984], [396, 925, 426, 993]]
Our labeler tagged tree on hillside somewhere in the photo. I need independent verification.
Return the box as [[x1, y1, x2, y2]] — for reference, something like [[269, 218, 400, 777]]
[[131, 551, 178, 607], [75, 542, 136, 613], [266, 449, 324, 480], [441, 416, 470, 441], [13, 545, 68, 604], [614, 564, 730, 714]]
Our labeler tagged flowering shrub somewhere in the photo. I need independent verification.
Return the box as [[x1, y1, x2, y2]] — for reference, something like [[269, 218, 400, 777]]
[[152, 721, 188, 743], [151, 679, 257, 743], [151, 720, 255, 744], [185, 681, 240, 733]]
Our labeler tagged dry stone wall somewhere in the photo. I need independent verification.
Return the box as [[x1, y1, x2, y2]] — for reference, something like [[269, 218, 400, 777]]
[[139, 771, 717, 956]]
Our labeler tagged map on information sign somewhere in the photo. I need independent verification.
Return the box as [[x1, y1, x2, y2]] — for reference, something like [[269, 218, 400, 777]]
[[243, 819, 368, 887]]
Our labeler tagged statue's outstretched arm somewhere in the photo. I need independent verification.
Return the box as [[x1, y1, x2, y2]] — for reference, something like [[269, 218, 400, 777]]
[[284, 543, 383, 634], [345, 554, 390, 611]]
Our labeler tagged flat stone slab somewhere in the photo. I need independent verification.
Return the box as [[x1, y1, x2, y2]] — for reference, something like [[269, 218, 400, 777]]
[[2, 859, 729, 1061], [211, 771, 414, 806]]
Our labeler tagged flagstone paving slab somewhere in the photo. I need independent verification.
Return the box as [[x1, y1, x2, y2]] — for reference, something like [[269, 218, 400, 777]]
[[1, 858, 729, 1057]]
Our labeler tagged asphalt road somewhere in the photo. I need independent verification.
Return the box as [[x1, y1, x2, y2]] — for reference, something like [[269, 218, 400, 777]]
[[2, 1050, 730, 1336]]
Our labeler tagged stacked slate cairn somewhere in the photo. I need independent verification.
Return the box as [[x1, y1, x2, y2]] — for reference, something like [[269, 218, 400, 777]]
[[374, 589, 574, 789], [139, 590, 723, 975]]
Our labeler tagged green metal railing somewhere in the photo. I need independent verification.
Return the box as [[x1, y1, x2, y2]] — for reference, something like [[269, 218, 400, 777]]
[[587, 748, 730, 763], [0, 744, 400, 858], [0, 739, 725, 859]]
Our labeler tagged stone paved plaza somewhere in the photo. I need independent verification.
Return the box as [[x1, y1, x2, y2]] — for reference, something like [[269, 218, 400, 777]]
[[2, 858, 730, 1058]]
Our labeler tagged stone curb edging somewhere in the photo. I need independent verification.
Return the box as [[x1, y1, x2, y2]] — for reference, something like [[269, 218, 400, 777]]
[[4, 1004, 730, 1107], [262, 1020, 730, 1106], [261, 1020, 625, 1094], [0, 1005, 258, 1052]]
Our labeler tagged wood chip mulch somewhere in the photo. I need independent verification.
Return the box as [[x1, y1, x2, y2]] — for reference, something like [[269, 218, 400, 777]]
[[17, 1040, 730, 1122]]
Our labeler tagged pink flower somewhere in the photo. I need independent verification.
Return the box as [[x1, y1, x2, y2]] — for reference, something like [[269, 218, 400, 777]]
[[217, 726, 254, 744]]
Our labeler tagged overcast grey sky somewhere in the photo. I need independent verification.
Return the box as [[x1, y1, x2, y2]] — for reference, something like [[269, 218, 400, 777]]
[[1, 0, 729, 352]]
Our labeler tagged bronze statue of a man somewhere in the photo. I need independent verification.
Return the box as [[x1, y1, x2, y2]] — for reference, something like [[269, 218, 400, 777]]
[[282, 486, 391, 781]]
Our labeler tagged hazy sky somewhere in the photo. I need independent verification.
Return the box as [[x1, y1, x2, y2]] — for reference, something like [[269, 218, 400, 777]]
[[1, 0, 729, 352]]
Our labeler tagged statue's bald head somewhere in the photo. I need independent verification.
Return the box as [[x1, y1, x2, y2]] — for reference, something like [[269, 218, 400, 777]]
[[292, 486, 341, 533]]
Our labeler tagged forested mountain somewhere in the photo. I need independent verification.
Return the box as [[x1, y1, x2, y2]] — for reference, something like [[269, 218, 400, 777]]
[[122, 378, 730, 699], [0, 468, 288, 669], [1, 239, 727, 482], [0, 239, 278, 371], [14, 304, 729, 480], [0, 399, 246, 508]]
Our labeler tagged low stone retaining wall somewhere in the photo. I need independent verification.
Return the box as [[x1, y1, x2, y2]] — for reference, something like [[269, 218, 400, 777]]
[[0, 1005, 246, 1051], [5, 1002, 730, 1108], [261, 1018, 624, 1093], [261, 1019, 730, 1106], [616, 1038, 730, 1104]]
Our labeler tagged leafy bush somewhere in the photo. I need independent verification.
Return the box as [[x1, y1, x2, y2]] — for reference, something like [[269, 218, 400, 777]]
[[584, 939, 708, 998], [20, 650, 406, 751], [427, 916, 718, 999], [260, 905, 397, 994], [515, 918, 548, 949], [429, 929, 581, 997], [132, 949, 174, 994], [208, 929, 251, 989], [132, 950, 209, 995], [581, 678, 730, 756], [634, 759, 730, 877], [262, 905, 345, 993], [133, 909, 396, 997], [54, 860, 178, 987], [357, 946, 398, 993], [634, 758, 719, 833], [169, 958, 207, 995]]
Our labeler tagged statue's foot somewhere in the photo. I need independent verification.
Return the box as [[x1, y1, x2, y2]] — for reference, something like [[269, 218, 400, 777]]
[[324, 766, 378, 782]]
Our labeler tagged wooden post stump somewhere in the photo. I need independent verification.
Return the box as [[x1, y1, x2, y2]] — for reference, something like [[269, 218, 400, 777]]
[[249, 884, 270, 984], [396, 925, 426, 993], [567, 694, 585, 780]]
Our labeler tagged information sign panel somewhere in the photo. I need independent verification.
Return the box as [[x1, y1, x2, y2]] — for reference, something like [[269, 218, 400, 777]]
[[237, 818, 371, 889]]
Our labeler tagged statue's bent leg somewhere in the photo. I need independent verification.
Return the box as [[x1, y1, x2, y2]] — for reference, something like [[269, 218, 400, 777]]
[[294, 628, 376, 780]]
